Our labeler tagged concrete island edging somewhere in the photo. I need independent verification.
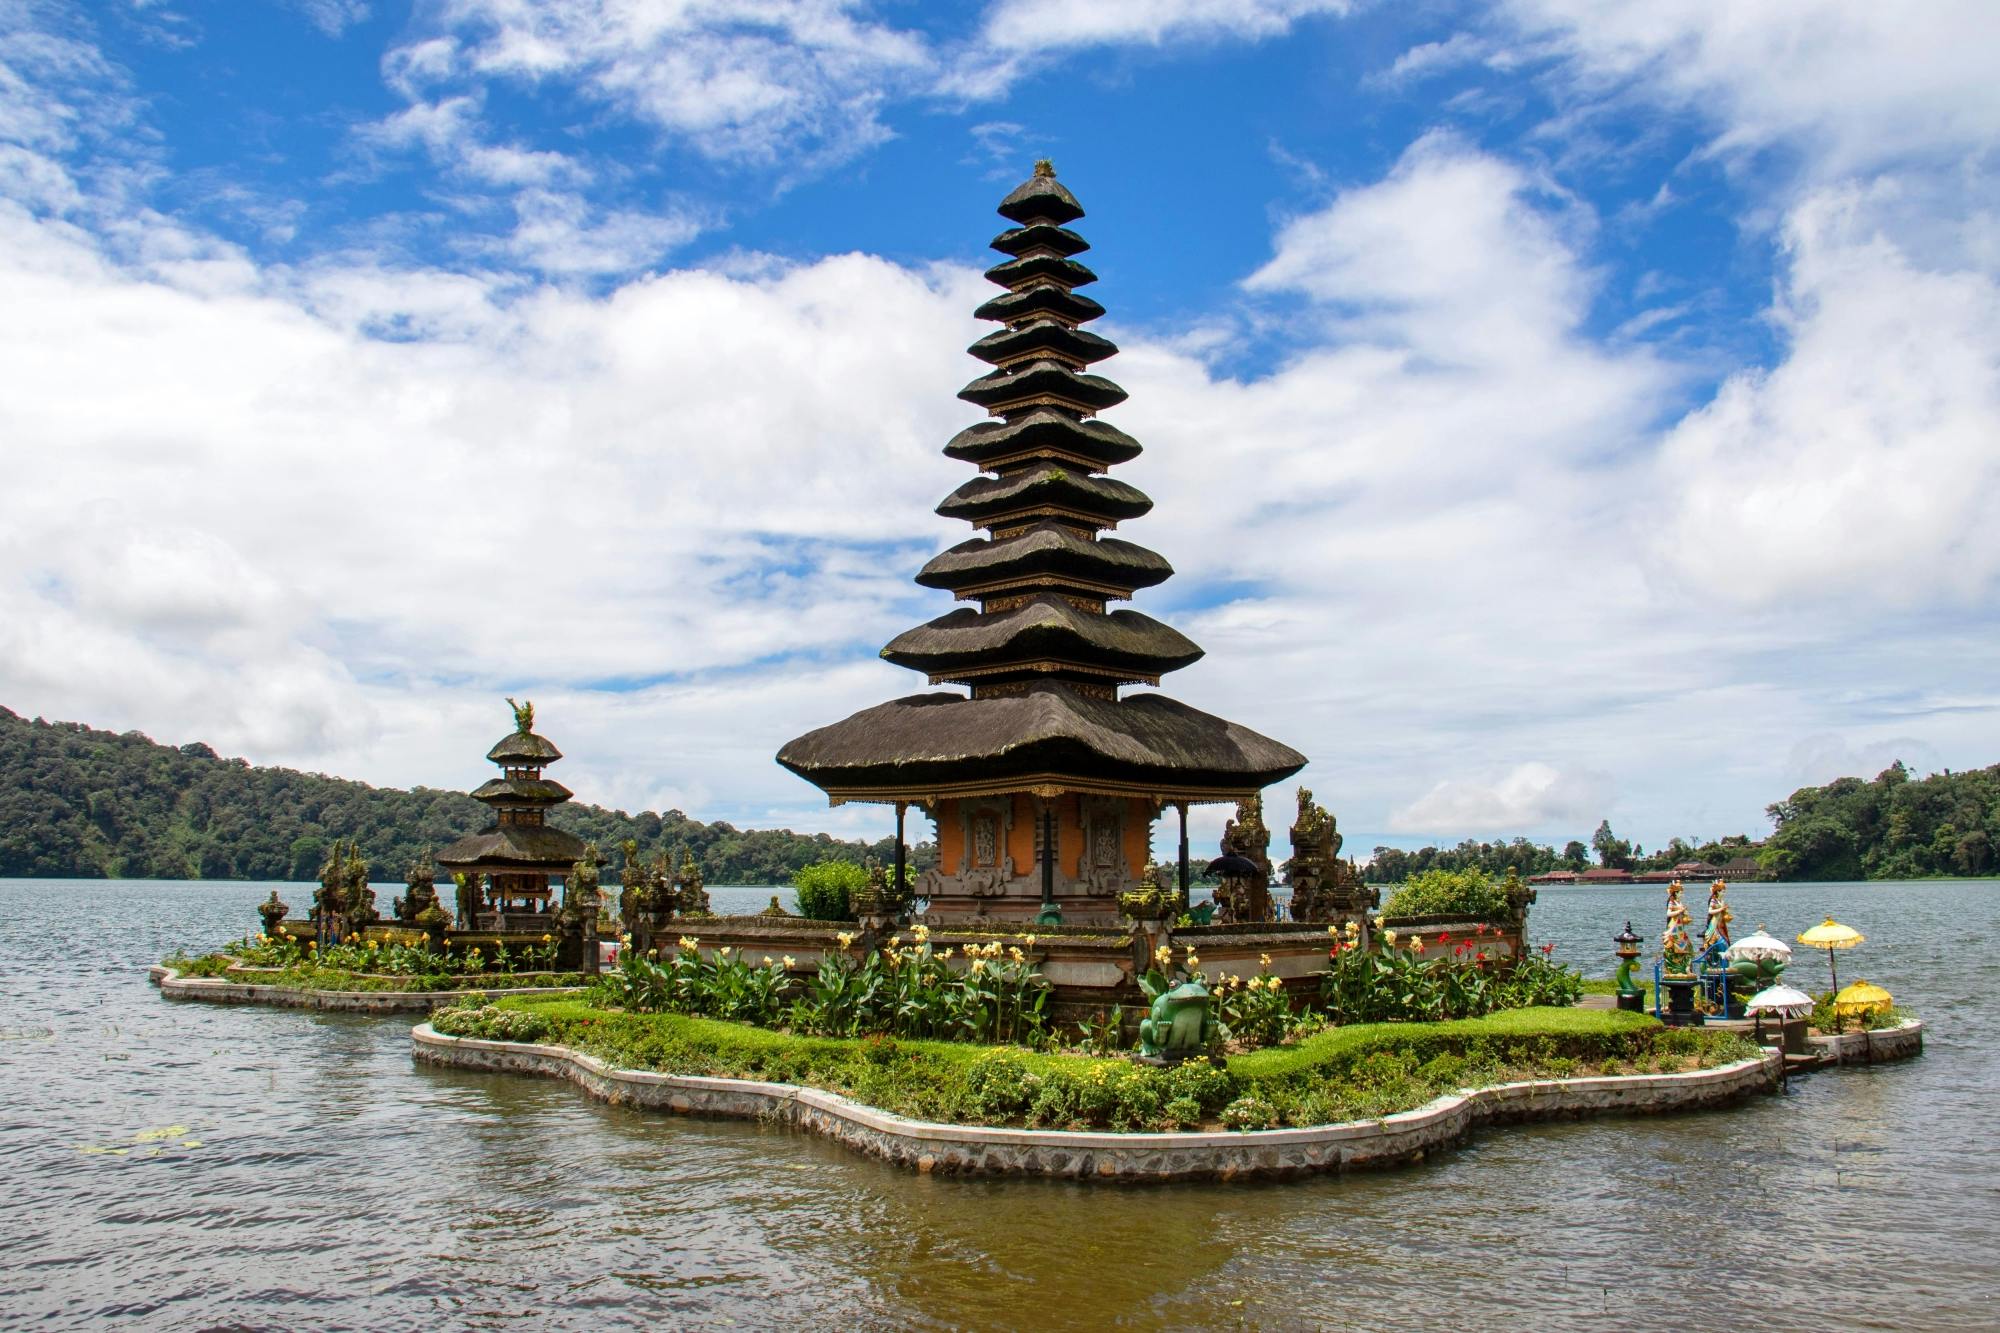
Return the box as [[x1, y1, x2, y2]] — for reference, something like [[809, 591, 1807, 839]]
[[1814, 1018, 1924, 1065], [149, 965, 587, 1014], [410, 1022, 1788, 1182]]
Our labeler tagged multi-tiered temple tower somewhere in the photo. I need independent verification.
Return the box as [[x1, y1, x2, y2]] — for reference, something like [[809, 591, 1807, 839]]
[[439, 699, 586, 929], [779, 164, 1304, 925]]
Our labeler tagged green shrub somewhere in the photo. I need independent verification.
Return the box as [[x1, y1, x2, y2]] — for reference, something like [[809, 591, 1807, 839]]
[[1381, 868, 1509, 920], [792, 860, 867, 921]]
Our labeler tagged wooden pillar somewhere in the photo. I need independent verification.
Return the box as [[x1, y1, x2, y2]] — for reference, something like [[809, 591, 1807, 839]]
[[1176, 800, 1190, 909], [1039, 802, 1056, 910], [894, 801, 907, 903]]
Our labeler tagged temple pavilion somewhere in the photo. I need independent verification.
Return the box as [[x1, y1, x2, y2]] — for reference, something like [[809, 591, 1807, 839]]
[[438, 699, 586, 930], [778, 164, 1305, 925]]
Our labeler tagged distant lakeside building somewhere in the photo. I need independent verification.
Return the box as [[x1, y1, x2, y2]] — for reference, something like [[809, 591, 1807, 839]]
[[1530, 857, 1770, 886]]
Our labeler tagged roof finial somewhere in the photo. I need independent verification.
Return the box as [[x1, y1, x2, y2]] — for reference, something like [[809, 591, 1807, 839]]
[[1034, 158, 1056, 178], [506, 696, 534, 734]]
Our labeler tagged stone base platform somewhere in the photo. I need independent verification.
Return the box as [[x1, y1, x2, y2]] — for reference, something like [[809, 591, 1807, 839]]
[[411, 1023, 1783, 1182], [149, 965, 586, 1014]]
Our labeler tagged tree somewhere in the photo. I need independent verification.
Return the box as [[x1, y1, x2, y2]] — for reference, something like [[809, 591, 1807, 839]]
[[1561, 840, 1589, 871], [1590, 820, 1634, 870]]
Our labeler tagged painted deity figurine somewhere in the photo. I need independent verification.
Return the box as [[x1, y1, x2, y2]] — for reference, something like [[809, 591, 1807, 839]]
[[1660, 880, 1695, 976], [1702, 879, 1734, 949]]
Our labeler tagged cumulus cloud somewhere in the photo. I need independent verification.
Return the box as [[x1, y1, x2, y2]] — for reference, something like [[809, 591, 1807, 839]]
[[979, 0, 1352, 52], [1389, 763, 1612, 835], [397, 0, 934, 168], [1652, 184, 2000, 608], [1500, 0, 2000, 178]]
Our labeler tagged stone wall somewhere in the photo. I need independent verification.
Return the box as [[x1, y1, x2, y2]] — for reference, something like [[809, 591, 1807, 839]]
[[411, 1023, 1782, 1183], [149, 965, 585, 1014]]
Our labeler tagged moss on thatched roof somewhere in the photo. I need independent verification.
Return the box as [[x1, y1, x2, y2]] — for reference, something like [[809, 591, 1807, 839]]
[[487, 731, 562, 764], [882, 596, 1200, 679], [968, 321, 1118, 369], [998, 168, 1084, 225], [984, 254, 1098, 290], [944, 409, 1141, 470], [973, 285, 1106, 327], [958, 360, 1128, 414], [470, 775, 574, 805], [437, 822, 586, 870], [777, 683, 1304, 796], [936, 467, 1150, 526], [989, 223, 1090, 258], [916, 524, 1171, 595]]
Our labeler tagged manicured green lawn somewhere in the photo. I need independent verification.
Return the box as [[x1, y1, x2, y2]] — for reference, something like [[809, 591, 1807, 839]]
[[430, 997, 1755, 1134]]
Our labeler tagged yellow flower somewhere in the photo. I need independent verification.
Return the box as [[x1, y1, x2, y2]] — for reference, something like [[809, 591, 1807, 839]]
[[1259, 953, 1271, 967], [1008, 946, 1024, 963], [718, 946, 732, 958], [1153, 944, 1172, 965], [542, 934, 553, 943], [1024, 934, 1037, 947], [1184, 952, 1200, 968], [888, 935, 901, 948], [911, 924, 931, 942], [939, 947, 955, 960], [1326, 923, 1339, 937], [762, 955, 774, 966], [836, 932, 855, 949], [782, 956, 796, 969], [970, 958, 987, 975], [1383, 929, 1399, 947]]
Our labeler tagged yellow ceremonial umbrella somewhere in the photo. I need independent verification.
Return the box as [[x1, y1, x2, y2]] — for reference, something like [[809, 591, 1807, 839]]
[[1797, 919, 1864, 995], [1834, 980, 1893, 1021]]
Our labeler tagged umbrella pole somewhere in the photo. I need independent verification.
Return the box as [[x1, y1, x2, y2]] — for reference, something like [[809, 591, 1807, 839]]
[[1827, 947, 1840, 1032]]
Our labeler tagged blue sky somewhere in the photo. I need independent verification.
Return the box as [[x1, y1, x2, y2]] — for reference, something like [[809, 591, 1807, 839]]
[[4, 0, 1998, 861]]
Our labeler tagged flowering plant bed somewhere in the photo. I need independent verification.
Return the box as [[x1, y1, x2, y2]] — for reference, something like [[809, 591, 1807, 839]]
[[428, 996, 1757, 1135]]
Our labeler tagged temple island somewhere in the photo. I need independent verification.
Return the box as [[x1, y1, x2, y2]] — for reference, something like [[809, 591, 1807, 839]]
[[151, 164, 1923, 1179]]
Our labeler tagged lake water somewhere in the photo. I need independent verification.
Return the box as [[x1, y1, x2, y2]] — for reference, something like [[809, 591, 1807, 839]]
[[0, 878, 1992, 1330]]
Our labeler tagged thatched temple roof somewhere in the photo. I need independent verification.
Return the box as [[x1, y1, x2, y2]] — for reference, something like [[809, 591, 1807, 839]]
[[437, 822, 586, 872], [776, 163, 1305, 804], [777, 683, 1304, 801]]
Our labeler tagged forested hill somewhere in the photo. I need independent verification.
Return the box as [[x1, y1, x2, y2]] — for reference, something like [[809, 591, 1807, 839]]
[[1763, 761, 1999, 880], [0, 706, 924, 884]]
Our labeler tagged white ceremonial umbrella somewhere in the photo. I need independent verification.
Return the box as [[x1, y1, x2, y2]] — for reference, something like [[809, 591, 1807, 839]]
[[1725, 929, 1792, 964], [1745, 984, 1814, 1018]]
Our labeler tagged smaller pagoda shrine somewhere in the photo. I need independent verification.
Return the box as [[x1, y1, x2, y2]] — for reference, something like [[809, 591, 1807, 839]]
[[438, 699, 586, 931]]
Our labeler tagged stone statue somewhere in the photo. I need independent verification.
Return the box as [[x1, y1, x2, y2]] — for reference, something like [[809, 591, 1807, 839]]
[[1284, 788, 1339, 921], [1213, 795, 1274, 923], [1138, 967, 1217, 1061], [673, 848, 711, 917], [1500, 867, 1536, 927], [257, 889, 290, 938], [453, 870, 480, 931], [395, 849, 440, 925], [559, 846, 602, 973], [507, 696, 534, 734]]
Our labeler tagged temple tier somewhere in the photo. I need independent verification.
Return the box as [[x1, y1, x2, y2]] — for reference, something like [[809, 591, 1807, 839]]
[[438, 699, 587, 929], [778, 164, 1304, 925]]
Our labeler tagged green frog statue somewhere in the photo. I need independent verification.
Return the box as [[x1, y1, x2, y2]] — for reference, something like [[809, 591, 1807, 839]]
[[1137, 956, 1218, 1061]]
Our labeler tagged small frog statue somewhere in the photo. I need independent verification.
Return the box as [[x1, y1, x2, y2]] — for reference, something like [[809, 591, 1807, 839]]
[[1138, 957, 1218, 1061]]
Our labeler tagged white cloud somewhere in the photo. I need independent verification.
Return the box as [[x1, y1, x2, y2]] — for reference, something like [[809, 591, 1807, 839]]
[[978, 0, 1352, 52], [1389, 763, 1613, 834], [1501, 0, 2000, 178], [403, 0, 933, 167], [1652, 183, 2000, 608]]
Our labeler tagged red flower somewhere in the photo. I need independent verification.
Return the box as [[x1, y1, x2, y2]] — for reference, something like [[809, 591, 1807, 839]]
[[1540, 942, 1555, 956], [1438, 932, 1453, 947], [1473, 923, 1487, 937], [1476, 950, 1489, 962]]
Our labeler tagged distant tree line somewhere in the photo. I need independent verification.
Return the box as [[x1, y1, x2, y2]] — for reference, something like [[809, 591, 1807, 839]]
[[1362, 761, 2000, 884], [0, 707, 933, 885]]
